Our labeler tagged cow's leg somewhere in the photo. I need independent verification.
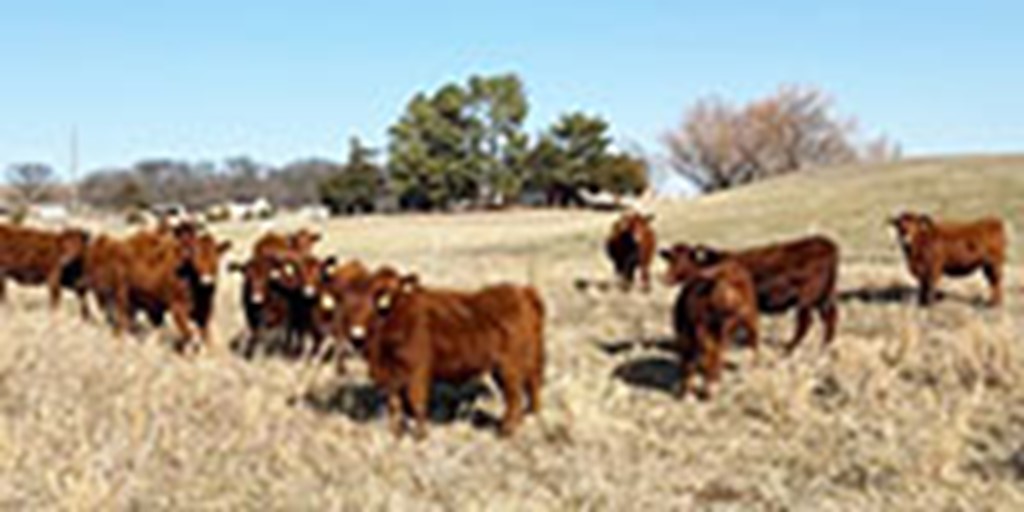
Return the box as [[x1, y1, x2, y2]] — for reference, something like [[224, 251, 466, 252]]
[[785, 307, 814, 354], [387, 388, 405, 438], [335, 345, 349, 376], [818, 299, 838, 346], [406, 372, 430, 440], [639, 263, 652, 293], [76, 287, 92, 321], [305, 329, 324, 362], [623, 263, 636, 292], [699, 330, 723, 400], [918, 272, 938, 306], [983, 263, 1003, 307], [198, 320, 212, 350], [169, 302, 196, 353], [46, 269, 62, 311], [727, 313, 760, 366], [496, 363, 525, 437], [526, 359, 543, 414], [113, 283, 130, 339], [675, 334, 696, 399]]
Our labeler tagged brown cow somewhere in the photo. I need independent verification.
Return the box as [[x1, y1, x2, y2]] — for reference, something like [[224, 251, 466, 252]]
[[606, 211, 656, 292], [86, 228, 230, 351], [342, 267, 545, 439], [890, 212, 1006, 306], [670, 260, 758, 399], [316, 259, 371, 371], [660, 235, 839, 353], [251, 229, 321, 259], [0, 223, 91, 317], [231, 230, 330, 358]]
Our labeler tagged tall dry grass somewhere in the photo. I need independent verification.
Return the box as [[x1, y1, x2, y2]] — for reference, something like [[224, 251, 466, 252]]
[[1, 156, 1023, 510]]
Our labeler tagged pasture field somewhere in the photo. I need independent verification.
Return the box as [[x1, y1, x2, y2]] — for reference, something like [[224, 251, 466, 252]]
[[2, 155, 1024, 510]]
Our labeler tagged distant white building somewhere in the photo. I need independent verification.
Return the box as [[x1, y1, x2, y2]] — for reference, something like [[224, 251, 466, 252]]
[[30, 203, 71, 224]]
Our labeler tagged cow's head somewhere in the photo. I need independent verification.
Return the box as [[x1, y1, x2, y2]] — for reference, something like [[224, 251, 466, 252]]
[[289, 229, 322, 255], [229, 256, 277, 305], [342, 266, 418, 348], [267, 250, 333, 300], [180, 232, 232, 288], [659, 243, 722, 285], [318, 259, 371, 343], [610, 211, 654, 240], [57, 228, 91, 261], [889, 212, 934, 250]]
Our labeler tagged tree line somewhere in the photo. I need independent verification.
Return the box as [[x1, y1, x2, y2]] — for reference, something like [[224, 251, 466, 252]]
[[3, 76, 897, 213]]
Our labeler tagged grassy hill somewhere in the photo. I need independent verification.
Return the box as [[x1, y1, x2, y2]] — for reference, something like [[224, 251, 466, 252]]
[[1, 155, 1022, 510], [655, 154, 1024, 260]]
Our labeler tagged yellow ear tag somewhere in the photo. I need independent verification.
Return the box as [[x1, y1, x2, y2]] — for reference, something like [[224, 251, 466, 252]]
[[321, 294, 335, 311], [376, 294, 392, 310], [284, 265, 295, 277]]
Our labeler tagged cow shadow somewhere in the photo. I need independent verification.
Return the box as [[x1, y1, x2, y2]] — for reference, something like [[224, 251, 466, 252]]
[[613, 356, 681, 395], [602, 336, 746, 396], [228, 329, 333, 363], [596, 336, 677, 356], [600, 337, 681, 395], [297, 380, 496, 427], [837, 284, 918, 305], [837, 284, 990, 308]]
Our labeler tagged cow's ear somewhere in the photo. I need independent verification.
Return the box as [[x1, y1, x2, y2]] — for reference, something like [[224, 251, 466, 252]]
[[919, 215, 935, 231], [658, 247, 674, 261], [311, 232, 322, 243], [400, 274, 419, 294], [217, 241, 232, 254], [227, 261, 246, 273], [321, 256, 338, 278]]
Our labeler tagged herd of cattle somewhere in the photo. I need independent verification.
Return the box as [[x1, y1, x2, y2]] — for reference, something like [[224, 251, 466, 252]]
[[0, 209, 1009, 438]]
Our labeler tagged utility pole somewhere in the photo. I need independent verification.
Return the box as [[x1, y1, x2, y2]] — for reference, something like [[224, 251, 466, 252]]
[[69, 124, 79, 211]]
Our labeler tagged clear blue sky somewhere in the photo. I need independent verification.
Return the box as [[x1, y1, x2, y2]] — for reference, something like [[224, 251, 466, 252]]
[[2, 1, 1022, 179]]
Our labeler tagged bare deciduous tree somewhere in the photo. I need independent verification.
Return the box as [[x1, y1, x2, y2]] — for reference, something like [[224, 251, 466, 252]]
[[664, 85, 899, 193], [5, 162, 56, 204]]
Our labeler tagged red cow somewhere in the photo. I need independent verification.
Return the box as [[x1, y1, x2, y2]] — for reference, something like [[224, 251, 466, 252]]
[[231, 229, 331, 358], [890, 212, 1006, 306], [85, 228, 230, 352], [606, 211, 657, 292], [669, 260, 758, 399], [0, 223, 91, 317], [342, 267, 545, 439], [660, 235, 839, 353]]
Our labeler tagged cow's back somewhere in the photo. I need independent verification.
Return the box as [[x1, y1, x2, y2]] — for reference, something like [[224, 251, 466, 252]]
[[0, 224, 64, 283], [734, 236, 839, 312], [934, 217, 1006, 265], [84, 235, 131, 296], [389, 284, 544, 382]]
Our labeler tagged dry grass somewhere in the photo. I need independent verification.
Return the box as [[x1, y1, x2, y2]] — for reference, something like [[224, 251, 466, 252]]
[[2, 155, 1024, 510]]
